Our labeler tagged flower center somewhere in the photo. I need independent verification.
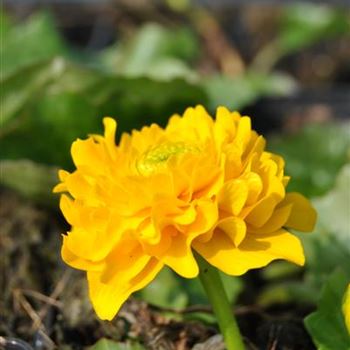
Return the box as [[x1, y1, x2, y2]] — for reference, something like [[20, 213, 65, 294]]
[[136, 141, 198, 176]]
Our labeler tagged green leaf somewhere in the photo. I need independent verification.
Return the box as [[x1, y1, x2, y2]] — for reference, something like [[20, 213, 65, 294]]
[[304, 270, 350, 350], [1, 58, 65, 126], [312, 164, 350, 252], [138, 267, 188, 309], [204, 71, 296, 111], [100, 23, 199, 81], [0, 90, 100, 167], [88, 339, 145, 350], [1, 11, 66, 78], [269, 122, 350, 197], [278, 4, 350, 54], [0, 58, 207, 168], [0, 159, 58, 206]]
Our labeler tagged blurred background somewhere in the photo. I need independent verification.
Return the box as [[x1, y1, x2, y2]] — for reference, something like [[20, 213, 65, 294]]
[[1, 1, 350, 349]]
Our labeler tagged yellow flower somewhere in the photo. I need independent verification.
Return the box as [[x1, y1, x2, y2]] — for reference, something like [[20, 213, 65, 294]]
[[54, 105, 316, 320], [344, 284, 350, 334]]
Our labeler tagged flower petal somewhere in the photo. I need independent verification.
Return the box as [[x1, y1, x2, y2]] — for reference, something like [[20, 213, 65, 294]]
[[244, 195, 278, 227], [284, 193, 317, 232], [218, 179, 248, 216], [61, 235, 104, 271], [87, 258, 163, 320], [217, 216, 246, 247], [160, 230, 199, 278], [194, 229, 304, 276], [249, 203, 293, 234]]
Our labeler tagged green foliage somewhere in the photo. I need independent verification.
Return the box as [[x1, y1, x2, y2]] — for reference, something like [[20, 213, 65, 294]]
[[139, 266, 242, 313], [312, 164, 350, 251], [89, 339, 145, 350], [138, 267, 188, 309], [269, 122, 350, 197], [0, 160, 58, 206], [304, 270, 350, 350], [1, 12, 67, 78], [302, 164, 350, 289], [204, 72, 296, 111], [100, 23, 199, 81], [0, 58, 207, 168], [279, 4, 350, 54]]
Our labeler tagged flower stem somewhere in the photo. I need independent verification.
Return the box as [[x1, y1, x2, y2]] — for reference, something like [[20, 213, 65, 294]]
[[196, 253, 245, 350]]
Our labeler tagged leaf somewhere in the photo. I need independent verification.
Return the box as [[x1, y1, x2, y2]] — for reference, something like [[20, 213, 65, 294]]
[[269, 122, 350, 197], [0, 90, 100, 167], [138, 267, 188, 309], [304, 270, 350, 350], [88, 339, 145, 350], [0, 58, 66, 126], [278, 4, 350, 54], [100, 23, 199, 81], [1, 11, 66, 78], [204, 71, 296, 111], [1, 58, 207, 168], [312, 164, 350, 252], [0, 159, 58, 206]]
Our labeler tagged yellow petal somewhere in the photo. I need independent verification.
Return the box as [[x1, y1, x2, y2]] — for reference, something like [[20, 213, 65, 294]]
[[284, 193, 317, 232], [217, 216, 246, 247], [173, 205, 197, 225], [65, 217, 123, 262], [160, 231, 199, 278], [343, 284, 350, 335], [88, 258, 163, 320], [103, 117, 117, 159], [53, 183, 67, 193], [244, 194, 278, 227], [241, 172, 263, 205], [235, 117, 251, 152], [249, 203, 292, 234], [65, 171, 94, 202], [194, 229, 304, 276], [58, 169, 70, 181], [187, 199, 218, 235], [224, 145, 242, 179], [59, 194, 78, 226], [71, 138, 105, 171], [101, 240, 151, 284], [214, 107, 238, 150], [218, 179, 248, 216], [61, 235, 104, 271]]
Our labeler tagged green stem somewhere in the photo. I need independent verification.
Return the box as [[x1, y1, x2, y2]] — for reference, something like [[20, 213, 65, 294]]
[[196, 253, 245, 350]]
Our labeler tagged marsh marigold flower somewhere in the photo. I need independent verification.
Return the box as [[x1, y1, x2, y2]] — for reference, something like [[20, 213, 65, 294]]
[[54, 105, 316, 320]]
